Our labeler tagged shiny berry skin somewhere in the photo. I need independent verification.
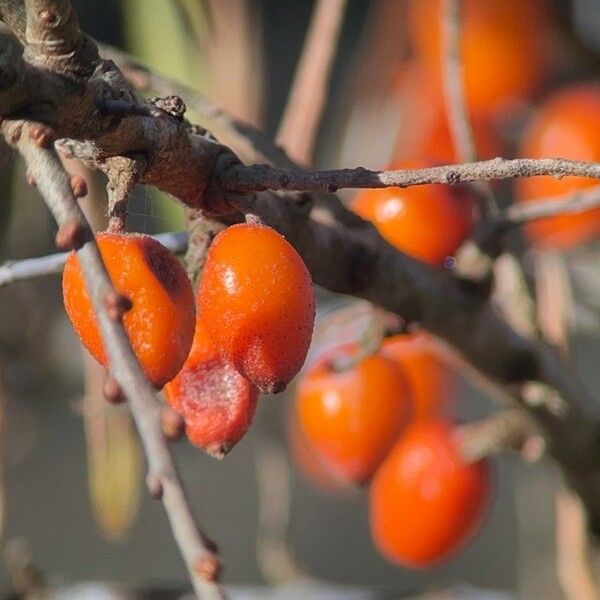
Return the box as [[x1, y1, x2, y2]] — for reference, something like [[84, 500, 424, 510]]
[[62, 233, 195, 388], [296, 346, 412, 484], [164, 317, 258, 457], [408, 0, 553, 118], [198, 223, 315, 393], [517, 84, 600, 248], [369, 420, 490, 568], [353, 166, 476, 266], [381, 333, 455, 421]]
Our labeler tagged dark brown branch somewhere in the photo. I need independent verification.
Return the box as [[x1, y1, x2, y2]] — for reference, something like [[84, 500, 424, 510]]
[[3, 120, 223, 599], [275, 0, 347, 165]]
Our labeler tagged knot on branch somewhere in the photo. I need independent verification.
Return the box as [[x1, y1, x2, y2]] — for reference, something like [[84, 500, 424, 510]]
[[200, 148, 247, 217]]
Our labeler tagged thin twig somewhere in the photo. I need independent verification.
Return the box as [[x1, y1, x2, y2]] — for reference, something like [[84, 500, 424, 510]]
[[6, 181, 600, 287], [440, 0, 498, 216], [7, 125, 223, 599], [441, 0, 476, 164], [219, 157, 600, 194], [276, 0, 347, 165], [456, 409, 539, 463], [0, 231, 188, 287]]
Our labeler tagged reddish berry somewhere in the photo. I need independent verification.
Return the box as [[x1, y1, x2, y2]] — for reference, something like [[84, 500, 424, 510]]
[[164, 317, 258, 457]]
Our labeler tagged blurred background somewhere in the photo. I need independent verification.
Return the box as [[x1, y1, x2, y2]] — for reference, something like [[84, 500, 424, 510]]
[[3, 0, 600, 598]]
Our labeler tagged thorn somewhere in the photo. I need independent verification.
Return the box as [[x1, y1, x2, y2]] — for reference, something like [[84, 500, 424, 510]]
[[102, 290, 133, 321], [160, 407, 185, 441], [194, 555, 221, 582], [55, 220, 84, 251], [102, 375, 125, 404], [70, 175, 88, 198], [146, 473, 163, 500], [29, 125, 55, 149]]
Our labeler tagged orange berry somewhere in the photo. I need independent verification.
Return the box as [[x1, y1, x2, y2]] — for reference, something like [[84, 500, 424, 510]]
[[517, 84, 600, 248], [62, 233, 195, 388], [296, 346, 412, 484], [164, 317, 258, 457], [198, 223, 315, 393], [392, 62, 503, 164], [408, 0, 553, 117], [353, 164, 476, 266], [287, 414, 351, 495], [369, 420, 490, 568], [381, 333, 454, 421]]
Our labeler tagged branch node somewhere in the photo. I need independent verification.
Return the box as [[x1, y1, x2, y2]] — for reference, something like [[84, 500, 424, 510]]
[[69, 175, 87, 198], [160, 407, 185, 441], [102, 374, 125, 404], [194, 555, 222, 583], [54, 219, 83, 251], [146, 473, 163, 500], [29, 125, 55, 149], [102, 290, 133, 321]]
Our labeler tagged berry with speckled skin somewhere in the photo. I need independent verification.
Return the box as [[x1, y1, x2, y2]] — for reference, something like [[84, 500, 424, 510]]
[[62, 233, 195, 388], [198, 223, 315, 393], [164, 317, 258, 457]]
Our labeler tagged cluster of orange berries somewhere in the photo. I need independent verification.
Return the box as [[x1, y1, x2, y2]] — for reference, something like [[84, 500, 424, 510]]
[[59, 0, 600, 578], [62, 222, 315, 457], [293, 332, 489, 569], [355, 0, 600, 260]]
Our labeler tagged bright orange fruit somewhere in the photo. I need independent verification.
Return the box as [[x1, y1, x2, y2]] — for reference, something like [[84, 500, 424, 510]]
[[198, 223, 315, 393], [62, 233, 195, 388]]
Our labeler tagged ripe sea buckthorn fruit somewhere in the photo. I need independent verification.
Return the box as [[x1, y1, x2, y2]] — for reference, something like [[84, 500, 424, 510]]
[[353, 164, 476, 266], [198, 223, 315, 394], [296, 346, 412, 484], [517, 84, 600, 248], [369, 420, 490, 568], [408, 0, 553, 118], [392, 62, 503, 165], [164, 317, 258, 457], [381, 332, 454, 421], [62, 233, 195, 388]]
